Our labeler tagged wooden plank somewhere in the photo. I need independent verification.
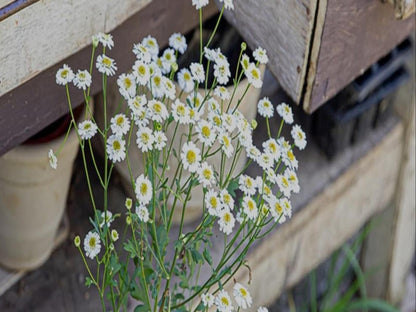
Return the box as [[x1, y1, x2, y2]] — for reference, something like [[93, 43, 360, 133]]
[[231, 123, 404, 308], [221, 0, 317, 104], [0, 0, 151, 98], [0, 0, 218, 156], [304, 0, 415, 112]]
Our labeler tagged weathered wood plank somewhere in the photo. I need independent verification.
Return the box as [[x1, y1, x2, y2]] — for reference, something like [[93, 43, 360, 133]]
[[0, 0, 218, 156], [231, 123, 404, 309], [304, 0, 415, 112], [0, 0, 151, 98], [221, 0, 317, 104]]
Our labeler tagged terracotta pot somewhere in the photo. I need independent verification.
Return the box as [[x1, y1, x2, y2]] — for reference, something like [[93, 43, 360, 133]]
[[0, 105, 85, 270]]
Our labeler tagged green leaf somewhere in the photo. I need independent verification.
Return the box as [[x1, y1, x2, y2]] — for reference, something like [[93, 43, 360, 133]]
[[85, 277, 93, 288], [134, 304, 151, 312], [346, 299, 399, 312], [190, 249, 204, 264], [203, 247, 213, 266], [123, 240, 139, 258], [227, 178, 239, 197]]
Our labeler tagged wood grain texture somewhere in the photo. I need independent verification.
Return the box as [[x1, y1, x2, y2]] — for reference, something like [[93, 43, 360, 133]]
[[221, 0, 317, 104], [304, 0, 415, 112], [231, 123, 404, 308], [0, 0, 151, 97], [0, 1, 218, 156]]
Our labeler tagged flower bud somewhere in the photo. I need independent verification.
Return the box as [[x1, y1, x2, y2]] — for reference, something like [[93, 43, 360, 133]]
[[251, 119, 258, 130], [92, 34, 100, 48], [171, 62, 178, 73], [111, 229, 119, 242], [74, 235, 81, 248], [125, 197, 132, 210], [241, 42, 247, 51], [126, 215, 132, 225]]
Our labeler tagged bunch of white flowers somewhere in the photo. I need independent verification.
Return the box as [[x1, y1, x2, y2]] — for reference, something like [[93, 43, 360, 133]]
[[52, 1, 307, 311]]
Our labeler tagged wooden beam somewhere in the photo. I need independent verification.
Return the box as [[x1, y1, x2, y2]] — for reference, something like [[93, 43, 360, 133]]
[[0, 0, 218, 156]]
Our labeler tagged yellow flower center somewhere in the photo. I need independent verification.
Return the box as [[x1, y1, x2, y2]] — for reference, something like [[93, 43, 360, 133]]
[[140, 183, 148, 195], [154, 76, 161, 86], [221, 297, 229, 306], [138, 65, 146, 75], [184, 72, 191, 81], [153, 102, 162, 113], [282, 177, 289, 188], [61, 69, 68, 78], [124, 78, 132, 89], [210, 197, 218, 208], [203, 168, 212, 180], [202, 126, 211, 137], [186, 150, 196, 164], [141, 133, 149, 142], [287, 150, 295, 161], [274, 203, 283, 214], [89, 237, 96, 248], [102, 58, 112, 67], [248, 200, 255, 211], [251, 69, 259, 79], [240, 288, 248, 297], [113, 140, 121, 151], [224, 213, 231, 223], [116, 116, 124, 126], [85, 123, 91, 130]]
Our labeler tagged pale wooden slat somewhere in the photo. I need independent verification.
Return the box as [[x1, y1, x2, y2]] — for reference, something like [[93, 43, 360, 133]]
[[0, 0, 14, 8], [221, 0, 317, 104], [0, 0, 151, 98]]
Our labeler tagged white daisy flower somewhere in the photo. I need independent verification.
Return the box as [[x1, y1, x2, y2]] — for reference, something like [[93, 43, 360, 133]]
[[207, 98, 220, 112], [136, 127, 155, 152], [98, 32, 114, 49], [177, 68, 194, 93], [110, 113, 130, 136], [133, 43, 152, 63], [73, 70, 92, 90], [239, 174, 257, 196], [197, 162, 215, 188], [282, 197, 292, 218], [190, 62, 205, 83], [278, 137, 292, 153], [240, 54, 250, 71], [242, 196, 258, 220], [153, 130, 167, 150], [218, 209, 235, 235], [84, 231, 101, 259], [188, 105, 203, 124], [214, 86, 230, 101], [257, 152, 274, 170], [253, 47, 268, 64], [148, 61, 162, 77], [100, 210, 113, 228], [192, 0, 209, 10], [181, 142, 201, 173], [245, 63, 263, 88], [285, 169, 300, 193], [117, 73, 136, 99], [161, 48, 176, 72], [132, 60, 150, 86], [48, 149, 57, 169], [147, 100, 168, 123], [216, 290, 234, 312], [246, 144, 261, 161], [135, 205, 150, 223], [277, 174, 292, 198], [291, 124, 307, 150], [276, 102, 294, 124], [169, 33, 187, 54], [209, 111, 223, 132], [219, 132, 234, 158], [269, 197, 285, 223], [222, 113, 237, 133], [283, 148, 298, 170], [141, 35, 159, 59], [257, 97, 274, 118], [204, 47, 217, 62], [233, 283, 252, 309], [172, 99, 190, 124], [196, 120, 216, 146], [107, 135, 126, 163], [78, 120, 98, 140], [96, 54, 117, 76], [162, 77, 176, 100], [262, 138, 280, 161], [111, 229, 119, 242], [149, 74, 166, 98], [220, 189, 234, 211], [201, 293, 215, 308], [205, 189, 222, 216], [219, 0, 234, 10], [239, 130, 253, 148], [128, 95, 147, 116], [213, 48, 229, 66], [135, 174, 153, 205], [56, 64, 74, 85], [214, 62, 231, 85], [258, 307, 269, 312], [187, 92, 204, 110], [264, 168, 278, 185]]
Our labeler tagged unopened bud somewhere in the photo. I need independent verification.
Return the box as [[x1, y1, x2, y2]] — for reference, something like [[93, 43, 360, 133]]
[[126, 215, 132, 225], [74, 235, 81, 248], [241, 42, 247, 51], [251, 119, 258, 130]]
